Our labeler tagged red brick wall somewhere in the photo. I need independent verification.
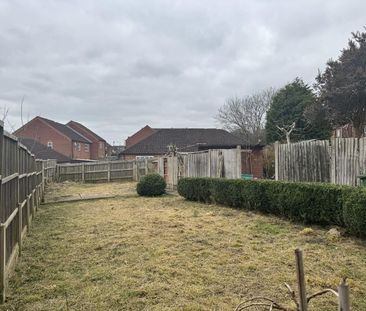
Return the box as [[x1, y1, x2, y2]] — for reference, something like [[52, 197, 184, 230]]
[[121, 155, 137, 161], [251, 148, 264, 179], [67, 121, 106, 160], [14, 117, 91, 160], [71, 141, 92, 160], [241, 148, 263, 179], [14, 117, 73, 158], [126, 125, 155, 147]]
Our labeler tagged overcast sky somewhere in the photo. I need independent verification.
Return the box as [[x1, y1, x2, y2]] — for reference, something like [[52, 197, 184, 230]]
[[1, 0, 365, 144]]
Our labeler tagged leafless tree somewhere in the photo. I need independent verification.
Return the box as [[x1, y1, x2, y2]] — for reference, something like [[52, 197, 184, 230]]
[[1, 106, 9, 122], [216, 88, 276, 144], [276, 122, 296, 145]]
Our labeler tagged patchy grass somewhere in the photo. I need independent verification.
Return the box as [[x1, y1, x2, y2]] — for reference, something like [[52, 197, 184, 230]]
[[2, 182, 366, 310], [44, 180, 137, 200]]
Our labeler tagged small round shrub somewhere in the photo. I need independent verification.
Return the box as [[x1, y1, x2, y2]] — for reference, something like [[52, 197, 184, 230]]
[[137, 173, 166, 196]]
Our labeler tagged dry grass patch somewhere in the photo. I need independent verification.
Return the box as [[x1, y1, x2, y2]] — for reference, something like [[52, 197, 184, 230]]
[[1, 182, 366, 310], [44, 181, 137, 201]]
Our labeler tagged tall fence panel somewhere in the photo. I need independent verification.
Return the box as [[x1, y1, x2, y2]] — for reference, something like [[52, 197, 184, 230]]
[[275, 140, 330, 182], [159, 147, 242, 190], [0, 122, 53, 302], [275, 138, 366, 186], [360, 137, 366, 181]]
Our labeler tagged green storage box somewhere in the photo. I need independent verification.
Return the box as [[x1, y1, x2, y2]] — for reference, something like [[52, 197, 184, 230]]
[[358, 175, 366, 187], [241, 174, 254, 180]]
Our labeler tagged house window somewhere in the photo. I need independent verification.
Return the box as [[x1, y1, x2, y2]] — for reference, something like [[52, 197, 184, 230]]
[[336, 129, 341, 138], [77, 143, 81, 151], [136, 156, 154, 161], [99, 142, 103, 149], [85, 144, 89, 152], [47, 141, 53, 149]]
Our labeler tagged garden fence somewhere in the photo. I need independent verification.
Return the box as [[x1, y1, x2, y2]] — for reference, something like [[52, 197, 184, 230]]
[[0, 122, 56, 302], [158, 147, 242, 190], [56, 158, 155, 182], [275, 137, 366, 186]]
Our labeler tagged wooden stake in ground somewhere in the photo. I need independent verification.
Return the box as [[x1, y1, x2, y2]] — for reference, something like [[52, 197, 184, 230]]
[[338, 279, 350, 311], [295, 249, 307, 311]]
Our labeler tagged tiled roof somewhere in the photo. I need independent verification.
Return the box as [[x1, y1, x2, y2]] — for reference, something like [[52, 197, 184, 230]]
[[18, 138, 71, 163], [121, 128, 247, 155], [39, 117, 91, 143], [67, 121, 106, 142]]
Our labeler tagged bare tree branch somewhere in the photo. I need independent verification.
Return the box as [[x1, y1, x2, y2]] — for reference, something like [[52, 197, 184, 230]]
[[276, 122, 296, 144], [20, 95, 25, 126], [307, 288, 338, 303], [216, 88, 276, 144], [1, 106, 9, 122]]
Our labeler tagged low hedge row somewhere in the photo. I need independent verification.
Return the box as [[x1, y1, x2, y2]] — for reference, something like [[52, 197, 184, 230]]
[[177, 178, 366, 238]]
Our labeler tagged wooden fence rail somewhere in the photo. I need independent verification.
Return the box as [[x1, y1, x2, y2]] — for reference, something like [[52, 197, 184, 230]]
[[275, 137, 366, 186], [158, 147, 242, 190], [0, 122, 56, 302], [56, 158, 154, 182]]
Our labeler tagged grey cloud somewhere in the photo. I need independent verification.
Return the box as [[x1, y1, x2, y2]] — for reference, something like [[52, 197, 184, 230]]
[[1, 0, 365, 142]]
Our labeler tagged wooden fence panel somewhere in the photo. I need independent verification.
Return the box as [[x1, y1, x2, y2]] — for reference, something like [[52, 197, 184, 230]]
[[221, 147, 241, 179], [158, 147, 242, 189], [360, 138, 366, 180], [0, 122, 50, 302], [275, 140, 330, 183], [331, 138, 360, 186], [56, 159, 151, 183], [276, 138, 366, 186]]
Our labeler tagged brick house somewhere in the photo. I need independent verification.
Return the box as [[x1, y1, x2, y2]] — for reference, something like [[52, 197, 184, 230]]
[[125, 125, 156, 148], [18, 137, 71, 163], [120, 127, 264, 178], [14, 116, 92, 160], [67, 121, 107, 160]]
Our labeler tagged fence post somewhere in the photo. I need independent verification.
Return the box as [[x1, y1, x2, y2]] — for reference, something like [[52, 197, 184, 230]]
[[0, 121, 4, 303], [274, 141, 279, 181], [295, 249, 308, 311], [16, 142, 21, 255], [338, 279, 350, 311], [145, 158, 148, 176], [26, 195, 30, 226], [236, 145, 241, 179], [18, 202, 22, 257], [132, 161, 137, 181], [81, 163, 85, 182], [207, 150, 211, 177], [0, 224, 6, 303], [41, 161, 45, 196], [107, 162, 111, 182]]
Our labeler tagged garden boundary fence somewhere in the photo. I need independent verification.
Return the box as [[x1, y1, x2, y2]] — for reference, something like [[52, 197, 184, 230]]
[[157, 147, 242, 190], [56, 159, 155, 182], [0, 122, 56, 302], [275, 138, 366, 186]]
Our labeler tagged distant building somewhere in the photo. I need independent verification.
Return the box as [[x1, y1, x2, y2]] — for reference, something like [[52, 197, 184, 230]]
[[67, 121, 107, 160], [333, 123, 366, 138], [14, 116, 107, 161], [18, 137, 71, 163], [120, 126, 264, 178]]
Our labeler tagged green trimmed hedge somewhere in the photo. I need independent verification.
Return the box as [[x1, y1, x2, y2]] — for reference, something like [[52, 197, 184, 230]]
[[137, 173, 166, 197], [177, 178, 366, 238]]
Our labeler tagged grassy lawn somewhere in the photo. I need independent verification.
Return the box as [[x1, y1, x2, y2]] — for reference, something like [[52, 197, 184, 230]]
[[1, 182, 366, 310]]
